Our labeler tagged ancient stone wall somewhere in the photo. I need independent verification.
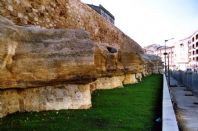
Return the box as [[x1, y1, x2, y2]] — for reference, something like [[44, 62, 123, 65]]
[[0, 0, 142, 50], [142, 54, 163, 75], [0, 0, 162, 118], [0, 0, 145, 75], [0, 15, 144, 117]]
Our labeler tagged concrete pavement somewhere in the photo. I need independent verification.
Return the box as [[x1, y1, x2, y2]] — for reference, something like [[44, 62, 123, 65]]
[[169, 76, 198, 131]]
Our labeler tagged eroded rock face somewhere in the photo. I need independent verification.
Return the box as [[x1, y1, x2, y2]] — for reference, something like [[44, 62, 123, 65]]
[[0, 0, 144, 75], [0, 16, 145, 89], [0, 16, 143, 117], [142, 54, 163, 75], [0, 0, 162, 118], [0, 0, 142, 52], [0, 16, 95, 89]]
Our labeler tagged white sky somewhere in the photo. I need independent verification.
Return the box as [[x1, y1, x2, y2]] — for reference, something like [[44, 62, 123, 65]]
[[81, 0, 198, 47]]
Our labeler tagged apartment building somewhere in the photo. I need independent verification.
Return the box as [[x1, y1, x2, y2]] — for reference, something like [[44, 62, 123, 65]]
[[144, 30, 198, 71], [188, 30, 198, 70]]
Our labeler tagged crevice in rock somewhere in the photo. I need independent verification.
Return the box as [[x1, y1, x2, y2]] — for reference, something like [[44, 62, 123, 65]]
[[106, 46, 117, 53]]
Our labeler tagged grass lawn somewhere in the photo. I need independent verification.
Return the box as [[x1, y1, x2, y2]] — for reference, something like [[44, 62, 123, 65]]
[[0, 74, 163, 131]]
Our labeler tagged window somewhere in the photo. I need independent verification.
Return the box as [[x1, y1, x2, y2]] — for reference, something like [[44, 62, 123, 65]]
[[192, 37, 195, 42], [196, 49, 198, 54], [193, 57, 195, 60], [193, 44, 195, 49], [180, 43, 184, 47], [196, 42, 198, 47], [196, 57, 198, 61], [196, 34, 198, 40], [193, 51, 195, 55]]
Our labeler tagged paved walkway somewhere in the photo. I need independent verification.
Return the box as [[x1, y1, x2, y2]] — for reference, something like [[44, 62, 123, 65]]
[[169, 76, 198, 131]]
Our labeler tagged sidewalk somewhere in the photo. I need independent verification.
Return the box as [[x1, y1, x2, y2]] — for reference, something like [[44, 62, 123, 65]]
[[169, 76, 198, 131]]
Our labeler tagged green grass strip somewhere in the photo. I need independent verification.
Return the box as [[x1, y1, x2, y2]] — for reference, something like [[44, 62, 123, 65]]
[[0, 74, 163, 131]]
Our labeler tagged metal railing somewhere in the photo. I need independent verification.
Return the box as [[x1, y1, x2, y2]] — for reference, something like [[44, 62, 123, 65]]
[[171, 70, 198, 95]]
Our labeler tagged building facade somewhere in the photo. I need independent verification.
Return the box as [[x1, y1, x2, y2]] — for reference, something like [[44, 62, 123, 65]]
[[188, 30, 198, 70], [174, 37, 190, 70], [143, 44, 161, 55], [154, 46, 175, 70], [87, 4, 115, 24], [144, 30, 198, 71], [144, 44, 175, 69]]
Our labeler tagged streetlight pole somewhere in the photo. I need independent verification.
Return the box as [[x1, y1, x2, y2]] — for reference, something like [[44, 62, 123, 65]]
[[164, 38, 174, 86], [167, 53, 170, 86], [164, 42, 167, 77]]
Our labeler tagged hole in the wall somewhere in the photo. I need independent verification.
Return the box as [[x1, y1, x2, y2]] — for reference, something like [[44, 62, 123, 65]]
[[106, 46, 117, 53], [25, 7, 32, 13], [59, 10, 66, 16], [39, 12, 45, 17]]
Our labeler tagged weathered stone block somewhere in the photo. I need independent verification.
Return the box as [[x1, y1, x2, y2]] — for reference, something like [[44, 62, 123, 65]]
[[0, 84, 91, 118], [123, 74, 138, 85]]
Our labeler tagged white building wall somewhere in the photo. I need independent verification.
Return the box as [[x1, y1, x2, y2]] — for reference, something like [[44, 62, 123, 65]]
[[174, 39, 189, 70]]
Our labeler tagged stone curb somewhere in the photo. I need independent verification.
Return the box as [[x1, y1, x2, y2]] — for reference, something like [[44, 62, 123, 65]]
[[162, 74, 179, 131]]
